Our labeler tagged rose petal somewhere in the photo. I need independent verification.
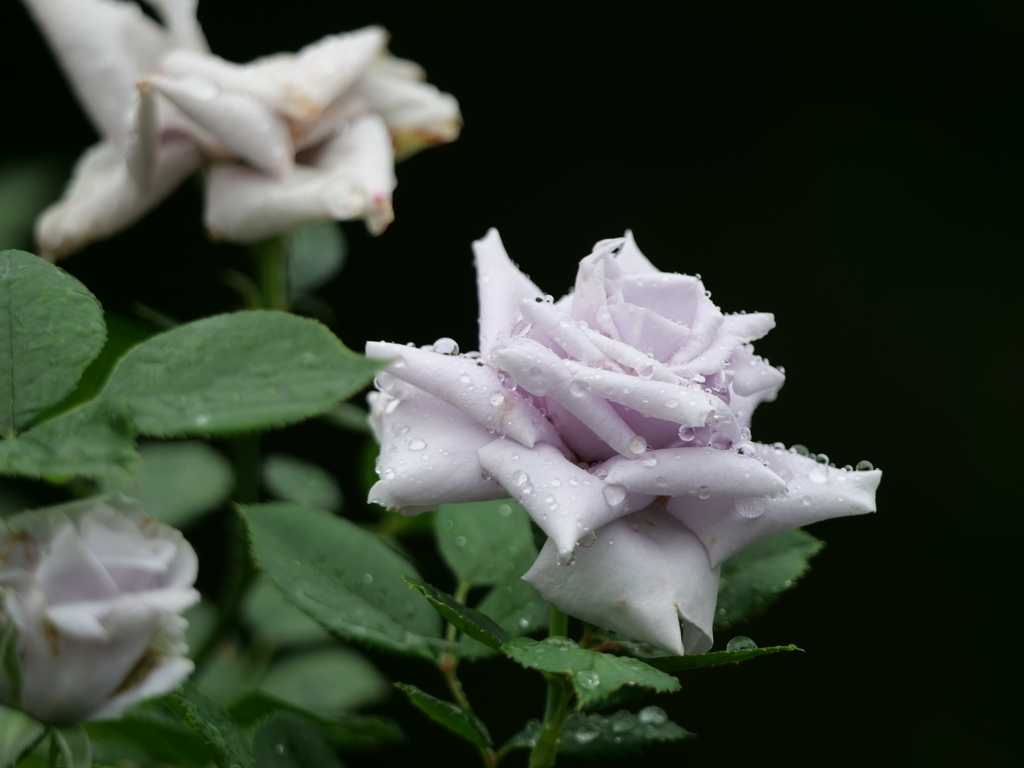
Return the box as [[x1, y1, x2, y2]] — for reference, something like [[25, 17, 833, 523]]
[[366, 341, 564, 450], [671, 312, 775, 377], [88, 655, 194, 721], [541, 398, 619, 463], [604, 230, 659, 278], [36, 137, 200, 260], [147, 74, 294, 177], [605, 302, 692, 362], [616, 271, 705, 327], [473, 229, 545, 358], [568, 240, 624, 330], [23, 0, 172, 144], [125, 84, 158, 190], [35, 523, 119, 606], [204, 113, 395, 242], [523, 507, 719, 654], [518, 297, 621, 370], [563, 360, 722, 428], [730, 342, 786, 397], [145, 0, 208, 52], [667, 444, 881, 566], [360, 60, 462, 160], [368, 386, 506, 512], [579, 327, 677, 383], [492, 338, 643, 458], [478, 440, 653, 563], [601, 446, 788, 498]]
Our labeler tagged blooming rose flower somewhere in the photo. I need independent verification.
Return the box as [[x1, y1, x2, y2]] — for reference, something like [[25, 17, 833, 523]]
[[366, 229, 881, 654], [23, 0, 461, 259], [0, 495, 199, 723]]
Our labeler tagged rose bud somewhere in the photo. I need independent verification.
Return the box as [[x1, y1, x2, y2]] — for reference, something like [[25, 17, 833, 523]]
[[0, 495, 199, 724]]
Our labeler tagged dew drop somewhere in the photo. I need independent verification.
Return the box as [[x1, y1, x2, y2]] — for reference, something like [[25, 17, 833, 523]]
[[454, 536, 467, 547], [499, 504, 512, 517], [576, 670, 601, 689], [709, 432, 732, 451], [442, 518, 454, 530], [726, 636, 758, 651], [568, 477, 579, 487], [678, 425, 696, 442], [697, 485, 711, 499], [489, 390, 505, 406], [856, 460, 874, 471], [638, 365, 655, 380], [518, 617, 530, 628], [665, 398, 679, 409], [362, 573, 373, 584], [656, 476, 668, 487], [628, 436, 648, 455], [433, 337, 459, 355], [569, 379, 591, 397], [459, 372, 471, 384], [408, 438, 426, 451], [638, 706, 668, 725], [513, 470, 529, 487], [791, 444, 810, 456], [383, 467, 396, 480], [642, 454, 658, 468], [808, 468, 828, 484], [602, 484, 627, 506], [800, 495, 812, 507]]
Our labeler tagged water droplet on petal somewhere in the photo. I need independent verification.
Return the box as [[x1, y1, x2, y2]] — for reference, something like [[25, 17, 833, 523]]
[[642, 454, 658, 468], [678, 426, 696, 442], [433, 337, 459, 355], [638, 365, 655, 380], [709, 432, 732, 451], [489, 390, 505, 406], [856, 460, 874, 471], [569, 379, 591, 397], [603, 484, 627, 506], [409, 438, 426, 451], [697, 485, 711, 499], [628, 436, 647, 455], [383, 467, 396, 480]]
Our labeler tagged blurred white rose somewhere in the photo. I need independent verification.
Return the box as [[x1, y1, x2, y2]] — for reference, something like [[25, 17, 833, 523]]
[[0, 495, 199, 724], [23, 0, 461, 259]]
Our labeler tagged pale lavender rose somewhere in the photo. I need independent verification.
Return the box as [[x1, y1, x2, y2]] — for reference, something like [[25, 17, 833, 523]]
[[0, 495, 199, 724], [23, 0, 461, 259], [366, 230, 880, 654]]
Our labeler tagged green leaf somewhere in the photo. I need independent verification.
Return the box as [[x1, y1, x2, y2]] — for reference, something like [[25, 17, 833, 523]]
[[403, 577, 510, 650], [394, 683, 491, 749], [99, 311, 382, 437], [0, 479, 30, 518], [167, 682, 254, 768], [458, 576, 548, 659], [286, 221, 346, 300], [243, 578, 331, 648], [190, 643, 267, 708], [242, 503, 442, 658], [504, 708, 692, 757], [0, 160, 62, 251], [0, 250, 105, 438], [183, 601, 218, 661], [435, 499, 537, 586], [503, 637, 680, 709], [0, 706, 45, 768], [229, 690, 403, 750], [644, 644, 803, 672], [258, 648, 388, 717], [252, 711, 342, 768], [0, 400, 139, 483], [101, 441, 233, 528], [319, 402, 370, 434], [0, 621, 23, 707], [51, 725, 91, 768], [262, 454, 342, 513], [716, 529, 825, 627], [85, 703, 212, 768]]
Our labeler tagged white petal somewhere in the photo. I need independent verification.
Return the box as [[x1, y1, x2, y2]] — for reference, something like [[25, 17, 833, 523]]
[[671, 312, 775, 377], [36, 139, 200, 260], [604, 230, 659, 278], [579, 328, 677, 383], [730, 342, 786, 397], [478, 440, 653, 563], [145, 0, 208, 52], [35, 523, 119, 606], [523, 507, 719, 654], [518, 298, 619, 370], [492, 338, 642, 459], [23, 0, 172, 143], [88, 656, 194, 721], [601, 447, 787, 498], [204, 113, 395, 242], [359, 61, 462, 160], [473, 229, 544, 358], [667, 444, 881, 566], [606, 302, 692, 362], [147, 74, 294, 177], [563, 360, 722, 428], [668, 298, 724, 367], [367, 386, 505, 512], [366, 342, 564, 450]]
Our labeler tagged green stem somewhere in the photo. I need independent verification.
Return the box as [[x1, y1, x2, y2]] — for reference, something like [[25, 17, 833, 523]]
[[439, 581, 472, 710], [529, 607, 571, 767], [253, 238, 289, 311]]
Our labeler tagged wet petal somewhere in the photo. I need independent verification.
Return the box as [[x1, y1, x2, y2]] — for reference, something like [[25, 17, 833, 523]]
[[604, 230, 658, 278], [523, 507, 719, 655], [145, 0, 208, 52], [730, 342, 786, 397], [367, 386, 505, 512], [605, 302, 691, 362], [518, 298, 619, 370], [600, 447, 787, 498], [365, 341, 564, 449], [672, 312, 775, 377], [473, 229, 545, 357], [667, 444, 881, 567], [478, 440, 653, 563]]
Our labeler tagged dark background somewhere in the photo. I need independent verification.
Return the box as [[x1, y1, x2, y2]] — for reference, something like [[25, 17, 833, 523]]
[[1, 1, 1020, 765]]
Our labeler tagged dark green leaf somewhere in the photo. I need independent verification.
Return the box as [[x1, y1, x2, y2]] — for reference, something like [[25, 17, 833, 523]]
[[190, 643, 267, 708], [503, 637, 680, 709], [0, 250, 105, 437], [644, 644, 802, 672], [435, 499, 537, 586], [101, 441, 233, 528], [0, 479, 30, 518], [459, 576, 548, 659], [167, 682, 254, 768], [51, 725, 91, 768], [504, 708, 691, 757], [262, 454, 341, 512], [394, 683, 491, 749], [85, 703, 211, 768], [716, 529, 824, 627], [242, 579, 330, 648], [0, 622, 22, 707], [242, 503, 442, 658], [229, 690, 403, 751], [286, 221, 346, 300], [252, 711, 342, 768], [403, 577, 510, 650], [0, 706, 45, 768], [319, 402, 370, 433], [99, 311, 382, 437], [258, 648, 388, 717], [0, 400, 139, 483]]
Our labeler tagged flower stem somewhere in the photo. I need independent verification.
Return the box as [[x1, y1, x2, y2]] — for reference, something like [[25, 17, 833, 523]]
[[253, 237, 289, 311], [527, 607, 572, 767]]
